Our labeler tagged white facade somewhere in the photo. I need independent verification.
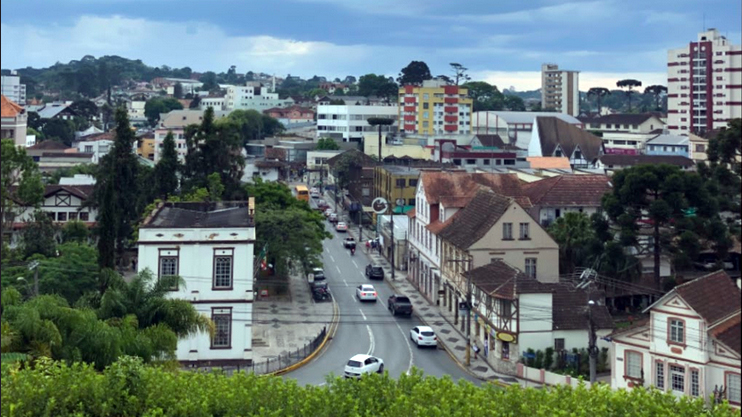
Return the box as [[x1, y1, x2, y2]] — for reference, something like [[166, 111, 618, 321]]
[[541, 64, 580, 116], [1, 74, 26, 105], [127, 100, 147, 124], [154, 110, 232, 162], [667, 29, 741, 135], [224, 85, 291, 112], [316, 103, 398, 142], [408, 180, 443, 303], [471, 111, 582, 150], [77, 139, 113, 163], [138, 201, 256, 367], [200, 97, 226, 111]]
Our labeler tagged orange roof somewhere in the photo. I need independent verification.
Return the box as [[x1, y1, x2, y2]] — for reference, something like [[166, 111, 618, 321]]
[[526, 156, 571, 169], [1, 95, 24, 117]]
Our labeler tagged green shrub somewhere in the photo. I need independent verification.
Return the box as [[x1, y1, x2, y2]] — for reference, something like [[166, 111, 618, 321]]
[[544, 347, 555, 370], [1, 357, 738, 417]]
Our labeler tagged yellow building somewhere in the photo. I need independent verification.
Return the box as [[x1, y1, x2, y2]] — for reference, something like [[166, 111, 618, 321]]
[[137, 133, 156, 161], [398, 79, 473, 135], [373, 166, 421, 213]]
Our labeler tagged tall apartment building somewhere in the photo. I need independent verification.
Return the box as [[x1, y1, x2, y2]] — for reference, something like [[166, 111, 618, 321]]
[[540, 64, 579, 116], [224, 83, 292, 112], [316, 102, 398, 142], [398, 79, 473, 135], [1, 72, 27, 105], [667, 29, 741, 135]]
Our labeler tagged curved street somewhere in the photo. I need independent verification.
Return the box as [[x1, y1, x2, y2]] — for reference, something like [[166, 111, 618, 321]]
[[283, 201, 479, 385]]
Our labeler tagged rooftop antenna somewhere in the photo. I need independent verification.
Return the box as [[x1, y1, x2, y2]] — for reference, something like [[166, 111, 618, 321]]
[[703, 12, 705, 31], [272, 74, 276, 93]]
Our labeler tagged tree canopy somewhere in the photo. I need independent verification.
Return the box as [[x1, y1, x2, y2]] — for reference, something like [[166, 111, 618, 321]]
[[144, 97, 183, 127], [315, 138, 341, 150], [357, 74, 398, 100], [153, 131, 180, 199], [397, 61, 432, 86], [1, 139, 44, 238]]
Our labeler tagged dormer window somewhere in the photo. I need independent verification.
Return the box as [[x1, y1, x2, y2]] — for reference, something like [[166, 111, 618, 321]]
[[669, 318, 685, 345]]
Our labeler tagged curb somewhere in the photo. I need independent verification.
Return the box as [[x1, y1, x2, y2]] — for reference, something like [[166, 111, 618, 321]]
[[269, 293, 340, 376]]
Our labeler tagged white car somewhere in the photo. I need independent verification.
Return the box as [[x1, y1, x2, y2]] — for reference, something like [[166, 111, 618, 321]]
[[335, 222, 348, 232], [410, 326, 437, 348], [344, 354, 384, 378], [356, 284, 377, 302]]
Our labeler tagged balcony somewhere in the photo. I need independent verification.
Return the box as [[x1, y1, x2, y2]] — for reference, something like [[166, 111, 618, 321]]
[[444, 106, 458, 113], [444, 97, 459, 104], [444, 115, 458, 123]]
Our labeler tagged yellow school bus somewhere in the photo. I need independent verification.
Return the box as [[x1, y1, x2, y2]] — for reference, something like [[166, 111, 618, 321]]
[[295, 185, 310, 202]]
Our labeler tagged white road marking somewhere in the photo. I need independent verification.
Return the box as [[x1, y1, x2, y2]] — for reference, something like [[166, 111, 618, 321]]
[[359, 309, 367, 321], [378, 299, 387, 309], [350, 294, 357, 303], [352, 260, 358, 268], [360, 271, 366, 278], [330, 255, 335, 263], [336, 265, 341, 273], [343, 279, 349, 287], [394, 320, 415, 375], [366, 325, 375, 356]]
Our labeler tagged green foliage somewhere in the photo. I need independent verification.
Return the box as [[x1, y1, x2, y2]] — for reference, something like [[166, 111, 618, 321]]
[[586, 87, 611, 112], [144, 97, 183, 127], [463, 81, 506, 112], [21, 210, 58, 259], [69, 99, 100, 121], [153, 131, 180, 199], [173, 82, 183, 99], [643, 85, 667, 111], [706, 118, 741, 176], [332, 150, 367, 190], [397, 60, 433, 86], [315, 137, 341, 150], [41, 119, 76, 146], [357, 74, 398, 101], [61, 220, 89, 243], [548, 212, 595, 274], [5, 360, 735, 417], [34, 243, 98, 304], [27, 127, 44, 141], [544, 347, 555, 370], [224, 109, 285, 146], [1, 139, 44, 235], [616, 79, 643, 112]]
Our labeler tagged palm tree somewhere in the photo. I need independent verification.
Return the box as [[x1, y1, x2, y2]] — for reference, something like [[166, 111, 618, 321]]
[[548, 212, 595, 274], [586, 87, 611, 114], [616, 79, 643, 112], [643, 85, 667, 111]]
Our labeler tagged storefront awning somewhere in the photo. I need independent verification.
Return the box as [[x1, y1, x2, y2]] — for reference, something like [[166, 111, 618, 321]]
[[392, 205, 414, 214]]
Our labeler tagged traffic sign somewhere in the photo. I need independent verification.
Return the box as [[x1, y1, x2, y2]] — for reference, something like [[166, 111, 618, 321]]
[[371, 197, 389, 214]]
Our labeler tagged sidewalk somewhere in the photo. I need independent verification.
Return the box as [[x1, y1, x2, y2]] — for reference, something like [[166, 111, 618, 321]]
[[252, 271, 335, 369], [330, 193, 537, 388]]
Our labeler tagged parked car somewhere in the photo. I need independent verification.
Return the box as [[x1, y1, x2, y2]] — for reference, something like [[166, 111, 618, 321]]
[[365, 265, 384, 280], [388, 294, 413, 316], [324, 208, 334, 217], [308, 267, 325, 285], [311, 281, 331, 301], [410, 326, 437, 348], [344, 354, 384, 378], [316, 200, 330, 211], [335, 222, 348, 232], [343, 237, 356, 248], [355, 284, 377, 302], [328, 213, 339, 223]]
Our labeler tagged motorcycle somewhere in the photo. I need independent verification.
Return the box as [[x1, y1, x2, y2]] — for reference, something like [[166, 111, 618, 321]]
[[350, 246, 356, 256]]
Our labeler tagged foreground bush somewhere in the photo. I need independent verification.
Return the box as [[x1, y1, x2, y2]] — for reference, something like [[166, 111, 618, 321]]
[[2, 357, 737, 417]]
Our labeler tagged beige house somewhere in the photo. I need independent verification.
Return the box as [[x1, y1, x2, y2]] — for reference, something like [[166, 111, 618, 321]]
[[1, 95, 27, 147], [688, 133, 709, 163]]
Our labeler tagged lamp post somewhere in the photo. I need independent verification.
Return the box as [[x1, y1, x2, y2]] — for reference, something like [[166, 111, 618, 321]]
[[587, 299, 597, 384]]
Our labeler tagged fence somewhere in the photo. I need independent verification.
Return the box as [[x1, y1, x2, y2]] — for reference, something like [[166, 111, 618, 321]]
[[233, 326, 327, 375], [517, 363, 593, 389]]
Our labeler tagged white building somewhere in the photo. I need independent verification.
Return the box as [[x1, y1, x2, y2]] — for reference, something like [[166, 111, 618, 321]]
[[224, 84, 292, 112], [127, 100, 147, 125], [609, 271, 740, 408], [471, 111, 583, 150], [667, 29, 741, 136], [154, 109, 231, 162], [316, 102, 398, 142], [138, 200, 256, 368], [306, 150, 343, 186], [76, 131, 115, 163], [579, 113, 665, 155], [200, 96, 226, 111], [541, 64, 580, 116], [1, 73, 26, 105]]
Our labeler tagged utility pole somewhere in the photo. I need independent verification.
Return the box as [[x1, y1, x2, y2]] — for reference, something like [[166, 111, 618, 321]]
[[587, 299, 597, 384], [446, 256, 473, 366], [28, 260, 40, 297], [390, 204, 395, 281]]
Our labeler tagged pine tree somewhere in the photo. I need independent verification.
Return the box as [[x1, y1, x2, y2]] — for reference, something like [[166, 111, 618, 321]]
[[94, 107, 140, 270], [154, 131, 180, 199]]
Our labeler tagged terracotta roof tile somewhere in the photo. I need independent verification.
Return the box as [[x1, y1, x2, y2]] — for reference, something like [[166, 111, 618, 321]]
[[535, 117, 604, 162], [711, 314, 741, 355], [674, 270, 740, 325], [526, 157, 572, 169], [1, 95, 24, 117], [420, 171, 524, 204], [438, 188, 512, 249], [406, 208, 416, 218], [28, 140, 70, 151], [524, 174, 611, 207]]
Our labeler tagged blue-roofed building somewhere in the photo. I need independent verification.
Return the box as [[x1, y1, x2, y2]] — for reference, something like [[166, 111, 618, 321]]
[[645, 133, 690, 157]]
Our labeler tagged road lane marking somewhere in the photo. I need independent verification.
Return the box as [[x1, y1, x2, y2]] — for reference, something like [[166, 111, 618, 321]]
[[360, 271, 366, 278], [336, 265, 341, 273], [395, 321, 415, 375], [366, 325, 375, 356], [352, 260, 358, 268], [343, 279, 349, 287], [359, 309, 367, 321], [350, 294, 357, 303], [378, 299, 386, 309], [330, 255, 335, 263]]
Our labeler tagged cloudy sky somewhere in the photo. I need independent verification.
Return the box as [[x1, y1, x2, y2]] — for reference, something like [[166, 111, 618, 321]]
[[1, 0, 740, 91]]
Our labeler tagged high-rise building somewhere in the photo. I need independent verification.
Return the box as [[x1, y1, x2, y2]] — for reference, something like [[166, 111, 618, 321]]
[[398, 79, 473, 135], [540, 64, 579, 116], [1, 72, 26, 105], [667, 29, 741, 135]]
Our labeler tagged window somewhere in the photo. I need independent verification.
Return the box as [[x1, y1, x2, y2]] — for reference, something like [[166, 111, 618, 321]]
[[670, 364, 685, 392], [57, 212, 67, 222], [466, 159, 476, 165], [211, 307, 232, 349], [695, 144, 705, 152], [525, 258, 537, 278], [502, 341, 510, 360], [423, 93, 429, 100], [396, 178, 406, 188], [423, 102, 429, 109], [79, 212, 90, 221], [502, 223, 513, 240], [656, 361, 665, 390], [727, 373, 741, 405], [554, 338, 565, 351], [423, 111, 429, 119], [47, 212, 56, 221], [409, 179, 418, 187], [84, 145, 93, 153], [519, 223, 530, 239], [158, 249, 179, 290], [423, 121, 429, 128], [669, 319, 685, 344], [625, 351, 642, 379], [690, 369, 699, 397], [213, 249, 234, 289], [68, 212, 78, 221]]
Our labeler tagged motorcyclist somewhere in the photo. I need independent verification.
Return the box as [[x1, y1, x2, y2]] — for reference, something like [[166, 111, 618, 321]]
[[350, 246, 356, 256]]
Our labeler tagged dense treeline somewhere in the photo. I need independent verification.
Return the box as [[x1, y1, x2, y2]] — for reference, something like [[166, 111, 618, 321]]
[[1, 358, 737, 417]]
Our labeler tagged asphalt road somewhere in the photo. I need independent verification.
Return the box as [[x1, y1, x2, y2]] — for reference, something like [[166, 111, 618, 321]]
[[283, 198, 479, 386]]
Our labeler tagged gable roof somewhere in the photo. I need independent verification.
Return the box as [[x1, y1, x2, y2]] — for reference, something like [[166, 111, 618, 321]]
[[468, 260, 546, 300], [581, 113, 660, 126], [524, 174, 611, 207], [472, 134, 520, 150], [37, 103, 75, 119], [536, 117, 604, 162], [326, 148, 377, 169], [28, 140, 70, 151], [1, 95, 24, 117], [142, 201, 254, 229], [438, 188, 513, 249], [43, 185, 95, 200], [645, 270, 740, 326], [599, 154, 695, 168], [646, 134, 689, 146], [419, 171, 524, 205], [710, 314, 741, 356]]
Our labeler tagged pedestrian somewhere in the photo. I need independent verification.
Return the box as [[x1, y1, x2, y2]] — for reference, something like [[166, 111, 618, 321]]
[[473, 344, 480, 360], [131, 257, 137, 272], [484, 338, 489, 358], [365, 240, 371, 252]]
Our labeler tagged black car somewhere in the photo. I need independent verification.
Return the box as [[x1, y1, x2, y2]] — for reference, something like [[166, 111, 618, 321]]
[[388, 294, 413, 316], [365, 265, 384, 280]]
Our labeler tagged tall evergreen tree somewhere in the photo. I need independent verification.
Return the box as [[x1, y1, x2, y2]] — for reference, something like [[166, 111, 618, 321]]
[[93, 107, 140, 270], [154, 131, 180, 198]]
